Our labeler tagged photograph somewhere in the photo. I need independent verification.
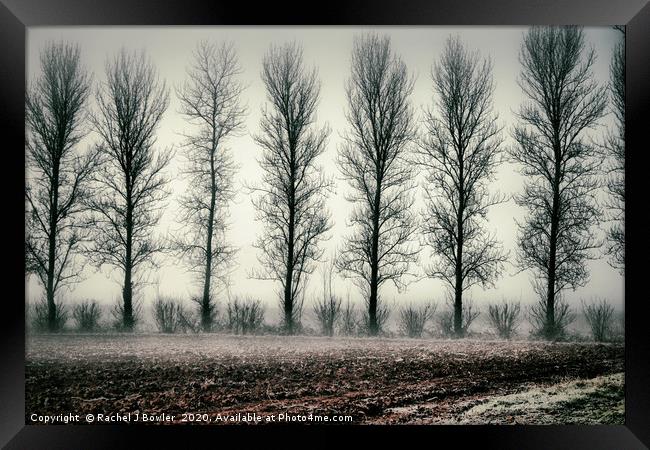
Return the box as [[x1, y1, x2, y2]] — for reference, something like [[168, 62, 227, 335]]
[[22, 24, 627, 427]]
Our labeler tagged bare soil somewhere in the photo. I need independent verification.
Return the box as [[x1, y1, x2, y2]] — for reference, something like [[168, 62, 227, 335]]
[[25, 334, 624, 424]]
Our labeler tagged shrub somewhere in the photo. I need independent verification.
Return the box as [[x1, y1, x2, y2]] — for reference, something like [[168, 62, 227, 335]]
[[152, 296, 184, 333], [438, 298, 479, 338], [338, 298, 358, 336], [151, 296, 200, 333], [313, 295, 342, 337], [226, 296, 265, 335], [313, 260, 342, 336], [72, 300, 102, 332], [399, 302, 436, 338], [611, 310, 625, 342], [529, 296, 576, 340], [487, 300, 521, 339], [582, 298, 615, 342], [176, 306, 200, 333], [31, 297, 68, 332]]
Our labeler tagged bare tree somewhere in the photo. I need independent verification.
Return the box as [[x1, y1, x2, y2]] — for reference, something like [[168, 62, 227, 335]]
[[173, 41, 246, 331], [86, 49, 173, 331], [250, 42, 332, 335], [25, 42, 98, 332], [416, 36, 508, 338], [337, 33, 419, 336], [511, 26, 607, 339], [603, 26, 625, 272]]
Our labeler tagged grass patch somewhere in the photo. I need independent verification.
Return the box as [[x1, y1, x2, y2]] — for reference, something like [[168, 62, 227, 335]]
[[457, 373, 624, 424]]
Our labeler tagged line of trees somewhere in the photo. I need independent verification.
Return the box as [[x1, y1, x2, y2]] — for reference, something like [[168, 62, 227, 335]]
[[25, 26, 623, 339]]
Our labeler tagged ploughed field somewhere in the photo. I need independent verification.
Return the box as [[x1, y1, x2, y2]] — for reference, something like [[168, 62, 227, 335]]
[[25, 334, 624, 424]]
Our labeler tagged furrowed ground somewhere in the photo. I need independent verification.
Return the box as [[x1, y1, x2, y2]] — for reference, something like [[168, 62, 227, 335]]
[[25, 334, 624, 424]]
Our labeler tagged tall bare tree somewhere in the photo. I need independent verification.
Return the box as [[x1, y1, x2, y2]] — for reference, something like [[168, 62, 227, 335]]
[[337, 33, 419, 336], [604, 26, 625, 272], [416, 36, 508, 337], [87, 49, 173, 331], [251, 42, 332, 334], [511, 26, 607, 339], [25, 42, 98, 332], [173, 41, 246, 331]]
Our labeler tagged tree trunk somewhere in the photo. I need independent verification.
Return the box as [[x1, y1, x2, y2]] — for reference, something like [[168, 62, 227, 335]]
[[284, 164, 296, 335], [123, 196, 134, 331], [368, 177, 382, 336], [201, 151, 217, 332], [284, 221, 294, 334], [454, 159, 465, 338], [546, 178, 560, 339], [46, 166, 60, 332], [201, 226, 214, 332], [122, 268, 133, 331], [454, 245, 463, 338], [546, 134, 562, 340]]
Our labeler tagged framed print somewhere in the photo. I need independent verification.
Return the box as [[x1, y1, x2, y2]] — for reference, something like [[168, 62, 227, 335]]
[[1, 0, 649, 448]]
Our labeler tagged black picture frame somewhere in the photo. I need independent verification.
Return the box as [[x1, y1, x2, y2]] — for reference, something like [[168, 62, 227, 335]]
[[1, 0, 648, 448]]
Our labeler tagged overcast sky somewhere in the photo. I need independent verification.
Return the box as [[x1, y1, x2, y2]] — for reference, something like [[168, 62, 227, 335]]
[[26, 26, 624, 317]]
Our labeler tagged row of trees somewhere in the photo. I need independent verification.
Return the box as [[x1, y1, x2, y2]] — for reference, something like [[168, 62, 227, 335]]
[[25, 26, 624, 339]]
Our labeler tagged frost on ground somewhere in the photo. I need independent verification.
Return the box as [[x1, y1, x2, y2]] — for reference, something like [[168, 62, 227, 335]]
[[436, 372, 624, 424], [25, 334, 624, 425]]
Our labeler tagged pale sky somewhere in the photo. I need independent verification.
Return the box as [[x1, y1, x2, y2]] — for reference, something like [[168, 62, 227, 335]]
[[25, 26, 624, 320]]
